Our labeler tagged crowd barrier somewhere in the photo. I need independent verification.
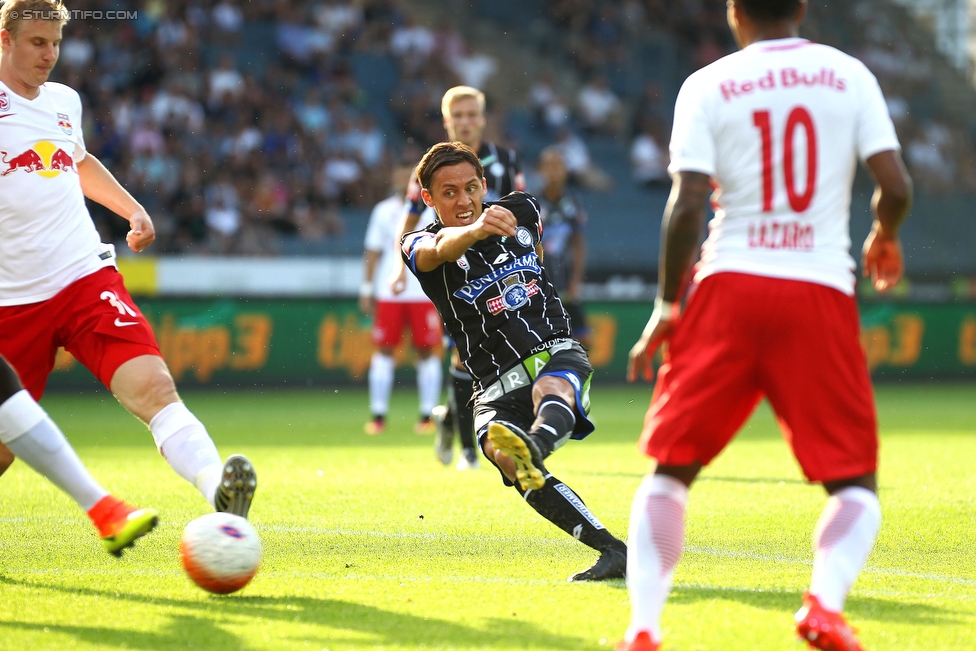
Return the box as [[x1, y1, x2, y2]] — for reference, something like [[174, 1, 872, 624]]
[[44, 298, 976, 391]]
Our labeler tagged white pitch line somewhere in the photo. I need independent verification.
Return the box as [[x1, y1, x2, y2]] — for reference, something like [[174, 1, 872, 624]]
[[685, 545, 976, 587], [4, 519, 976, 589]]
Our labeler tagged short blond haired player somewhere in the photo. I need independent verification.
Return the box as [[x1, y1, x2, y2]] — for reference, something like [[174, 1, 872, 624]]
[[619, 1, 911, 650], [0, 1, 257, 553]]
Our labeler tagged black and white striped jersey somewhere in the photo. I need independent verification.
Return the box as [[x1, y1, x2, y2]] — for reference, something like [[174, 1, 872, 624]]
[[401, 192, 572, 389]]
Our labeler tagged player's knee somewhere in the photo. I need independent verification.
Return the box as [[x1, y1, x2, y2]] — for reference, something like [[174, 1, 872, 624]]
[[0, 359, 24, 402], [112, 358, 181, 422], [0, 443, 15, 476], [532, 374, 575, 405]]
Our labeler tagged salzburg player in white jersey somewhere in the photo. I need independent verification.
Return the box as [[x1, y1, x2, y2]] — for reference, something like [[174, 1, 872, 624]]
[[0, 1, 257, 554], [619, 1, 911, 650], [360, 163, 442, 436]]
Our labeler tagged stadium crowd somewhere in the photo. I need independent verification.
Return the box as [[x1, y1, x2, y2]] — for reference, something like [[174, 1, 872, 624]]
[[48, 0, 976, 257]]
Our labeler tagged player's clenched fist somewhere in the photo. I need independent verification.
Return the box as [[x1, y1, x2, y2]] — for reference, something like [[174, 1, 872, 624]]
[[126, 209, 156, 253], [474, 204, 517, 239]]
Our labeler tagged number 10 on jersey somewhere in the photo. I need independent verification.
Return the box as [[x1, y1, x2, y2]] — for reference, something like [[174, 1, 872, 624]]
[[753, 106, 817, 213]]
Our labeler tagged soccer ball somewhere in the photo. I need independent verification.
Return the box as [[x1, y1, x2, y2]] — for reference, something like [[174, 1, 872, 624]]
[[180, 512, 261, 594]]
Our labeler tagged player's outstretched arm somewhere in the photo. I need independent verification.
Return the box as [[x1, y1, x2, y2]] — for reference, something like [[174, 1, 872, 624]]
[[409, 205, 517, 273], [628, 171, 710, 382], [862, 150, 912, 292], [77, 153, 155, 252]]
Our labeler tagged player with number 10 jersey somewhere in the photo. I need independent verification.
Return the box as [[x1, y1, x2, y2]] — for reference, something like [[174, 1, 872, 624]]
[[620, 2, 913, 648], [673, 37, 899, 295]]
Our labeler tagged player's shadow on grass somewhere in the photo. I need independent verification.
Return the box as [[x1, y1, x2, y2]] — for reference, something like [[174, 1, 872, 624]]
[[0, 614, 243, 651], [0, 573, 589, 649], [669, 585, 960, 626]]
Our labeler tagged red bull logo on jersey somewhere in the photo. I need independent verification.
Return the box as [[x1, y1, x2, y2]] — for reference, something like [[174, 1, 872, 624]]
[[57, 113, 73, 135], [1, 141, 75, 178], [720, 68, 846, 102]]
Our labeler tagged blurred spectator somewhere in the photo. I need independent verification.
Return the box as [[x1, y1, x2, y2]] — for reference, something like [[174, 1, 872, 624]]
[[320, 149, 364, 205], [205, 172, 242, 253], [276, 4, 334, 67], [212, 0, 244, 35], [529, 70, 572, 133], [432, 17, 465, 66], [208, 54, 244, 108], [59, 23, 95, 69], [905, 120, 955, 193], [315, 0, 365, 47], [631, 117, 669, 188], [390, 15, 435, 73], [294, 88, 331, 135], [553, 127, 613, 191], [449, 43, 498, 90], [576, 74, 624, 136]]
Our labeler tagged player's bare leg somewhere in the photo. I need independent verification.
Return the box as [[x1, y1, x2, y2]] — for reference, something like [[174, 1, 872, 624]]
[[111, 355, 256, 518], [0, 441, 14, 476]]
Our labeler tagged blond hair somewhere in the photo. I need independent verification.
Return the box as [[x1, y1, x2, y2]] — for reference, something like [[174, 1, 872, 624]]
[[0, 0, 69, 37], [440, 86, 485, 118]]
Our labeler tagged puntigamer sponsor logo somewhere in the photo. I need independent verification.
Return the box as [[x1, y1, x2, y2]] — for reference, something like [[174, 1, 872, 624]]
[[452, 252, 540, 303]]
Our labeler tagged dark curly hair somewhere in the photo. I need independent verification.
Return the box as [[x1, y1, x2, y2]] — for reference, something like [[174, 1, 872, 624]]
[[736, 0, 802, 21]]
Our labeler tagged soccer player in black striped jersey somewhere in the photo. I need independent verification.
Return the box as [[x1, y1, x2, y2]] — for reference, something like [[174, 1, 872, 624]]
[[394, 86, 526, 472], [401, 141, 626, 582]]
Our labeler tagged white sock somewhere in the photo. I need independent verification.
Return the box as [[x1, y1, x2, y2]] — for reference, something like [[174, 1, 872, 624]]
[[625, 473, 688, 644], [369, 353, 395, 416], [149, 402, 223, 507], [0, 390, 107, 511], [809, 486, 881, 612], [415, 355, 442, 417]]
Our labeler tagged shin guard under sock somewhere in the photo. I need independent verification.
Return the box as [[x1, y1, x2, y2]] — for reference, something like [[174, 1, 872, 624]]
[[517, 475, 624, 553]]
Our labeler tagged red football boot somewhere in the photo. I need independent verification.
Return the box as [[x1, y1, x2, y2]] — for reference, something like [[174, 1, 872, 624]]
[[615, 631, 660, 651], [795, 592, 866, 651]]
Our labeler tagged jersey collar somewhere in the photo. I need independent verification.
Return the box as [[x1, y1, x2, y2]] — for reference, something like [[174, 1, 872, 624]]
[[749, 37, 811, 52]]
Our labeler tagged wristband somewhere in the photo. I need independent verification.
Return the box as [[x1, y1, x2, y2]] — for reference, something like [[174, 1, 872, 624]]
[[653, 297, 678, 320], [359, 281, 374, 298]]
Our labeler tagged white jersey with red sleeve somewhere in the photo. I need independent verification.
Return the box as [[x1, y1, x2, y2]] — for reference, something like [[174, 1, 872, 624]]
[[363, 193, 434, 302], [668, 38, 901, 295], [0, 81, 116, 306]]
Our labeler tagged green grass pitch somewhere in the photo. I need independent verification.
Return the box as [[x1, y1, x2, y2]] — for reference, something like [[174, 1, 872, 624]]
[[1, 383, 974, 650]]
